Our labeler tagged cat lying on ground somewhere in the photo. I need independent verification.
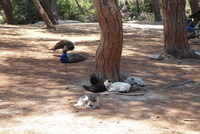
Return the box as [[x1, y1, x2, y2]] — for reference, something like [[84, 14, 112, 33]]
[[74, 94, 100, 108], [104, 80, 131, 93], [83, 74, 107, 93]]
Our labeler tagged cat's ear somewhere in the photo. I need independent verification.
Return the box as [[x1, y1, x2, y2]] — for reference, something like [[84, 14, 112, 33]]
[[90, 73, 95, 77], [107, 80, 111, 83]]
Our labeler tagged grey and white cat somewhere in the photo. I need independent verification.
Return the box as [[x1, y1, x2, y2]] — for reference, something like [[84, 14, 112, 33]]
[[104, 80, 131, 93], [74, 94, 100, 108], [124, 77, 144, 87]]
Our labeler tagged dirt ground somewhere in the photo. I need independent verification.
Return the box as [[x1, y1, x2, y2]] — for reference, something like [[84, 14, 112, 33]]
[[0, 22, 200, 134]]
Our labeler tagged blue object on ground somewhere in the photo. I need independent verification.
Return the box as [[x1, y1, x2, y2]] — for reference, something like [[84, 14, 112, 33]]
[[60, 51, 68, 63]]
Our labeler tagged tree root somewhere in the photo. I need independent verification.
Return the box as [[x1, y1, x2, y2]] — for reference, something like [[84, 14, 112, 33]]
[[160, 80, 196, 90]]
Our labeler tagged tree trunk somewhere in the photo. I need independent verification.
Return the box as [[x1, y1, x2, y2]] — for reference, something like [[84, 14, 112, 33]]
[[41, 0, 58, 24], [75, 0, 85, 15], [136, 0, 140, 13], [95, 0, 123, 82], [162, 0, 197, 58], [0, 0, 15, 24], [32, 0, 54, 29], [51, 0, 59, 19], [189, 0, 200, 24], [152, 0, 162, 21]]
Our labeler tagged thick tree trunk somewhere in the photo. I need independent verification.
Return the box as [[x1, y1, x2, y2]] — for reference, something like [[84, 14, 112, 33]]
[[189, 0, 200, 24], [32, 0, 54, 29], [51, 0, 59, 19], [41, 0, 58, 24], [162, 0, 197, 58], [0, 0, 15, 24], [152, 0, 162, 21], [95, 0, 123, 82]]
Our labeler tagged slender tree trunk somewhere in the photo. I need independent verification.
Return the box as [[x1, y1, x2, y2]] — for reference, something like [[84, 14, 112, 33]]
[[75, 0, 85, 14], [136, 0, 140, 13], [51, 0, 59, 19], [189, 0, 200, 24], [162, 0, 197, 58], [41, 0, 58, 24], [152, 0, 162, 21], [95, 0, 123, 82], [0, 0, 15, 24], [32, 0, 54, 29]]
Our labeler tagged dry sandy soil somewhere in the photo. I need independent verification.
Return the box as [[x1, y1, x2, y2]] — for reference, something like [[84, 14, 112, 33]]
[[0, 22, 200, 134]]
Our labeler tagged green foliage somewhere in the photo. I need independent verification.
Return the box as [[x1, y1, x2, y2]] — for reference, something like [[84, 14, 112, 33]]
[[0, 0, 163, 24], [118, 0, 155, 21], [0, 0, 41, 24], [12, 0, 41, 24], [57, 0, 96, 22], [140, 0, 153, 13]]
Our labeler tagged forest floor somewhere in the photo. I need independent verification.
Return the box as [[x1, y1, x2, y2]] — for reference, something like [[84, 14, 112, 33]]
[[0, 21, 200, 134]]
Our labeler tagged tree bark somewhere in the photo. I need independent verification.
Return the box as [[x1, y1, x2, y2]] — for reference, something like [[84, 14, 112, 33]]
[[51, 0, 59, 19], [95, 0, 123, 82], [32, 0, 54, 29], [189, 0, 200, 24], [41, 0, 58, 24], [0, 0, 15, 24], [152, 0, 162, 21], [162, 0, 197, 58]]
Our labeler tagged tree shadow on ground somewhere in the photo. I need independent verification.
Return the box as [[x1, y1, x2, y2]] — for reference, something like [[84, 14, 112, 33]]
[[0, 24, 200, 133]]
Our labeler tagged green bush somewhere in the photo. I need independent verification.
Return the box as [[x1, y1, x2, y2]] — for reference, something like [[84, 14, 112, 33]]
[[118, 0, 157, 21], [1, 0, 160, 24], [12, 0, 41, 24], [0, 0, 41, 24], [57, 0, 96, 22]]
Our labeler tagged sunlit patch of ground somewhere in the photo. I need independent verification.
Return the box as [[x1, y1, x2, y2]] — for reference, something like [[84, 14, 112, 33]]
[[0, 22, 200, 134]]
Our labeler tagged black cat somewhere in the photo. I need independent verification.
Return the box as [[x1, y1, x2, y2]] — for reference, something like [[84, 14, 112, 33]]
[[83, 74, 107, 93], [90, 74, 99, 85]]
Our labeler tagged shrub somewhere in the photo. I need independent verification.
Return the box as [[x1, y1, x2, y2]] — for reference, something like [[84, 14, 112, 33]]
[[0, 0, 41, 24], [118, 0, 155, 21], [57, 0, 96, 22]]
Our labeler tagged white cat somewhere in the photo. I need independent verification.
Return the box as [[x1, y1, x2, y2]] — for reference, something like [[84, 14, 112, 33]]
[[124, 77, 144, 87], [104, 80, 131, 93], [74, 94, 100, 108]]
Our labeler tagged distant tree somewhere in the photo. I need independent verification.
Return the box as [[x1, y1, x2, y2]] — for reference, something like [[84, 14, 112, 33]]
[[152, 0, 162, 21], [0, 0, 15, 24], [95, 0, 123, 81], [32, 0, 54, 28], [41, 0, 58, 24], [162, 0, 198, 58], [136, 0, 140, 13], [75, 0, 85, 14], [51, 0, 59, 19], [189, 0, 200, 24]]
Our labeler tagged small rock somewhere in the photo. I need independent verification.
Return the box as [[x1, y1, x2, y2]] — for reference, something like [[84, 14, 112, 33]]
[[149, 54, 165, 60]]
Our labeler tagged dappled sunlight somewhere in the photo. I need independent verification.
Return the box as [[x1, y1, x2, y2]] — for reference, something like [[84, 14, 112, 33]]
[[0, 23, 200, 134], [123, 21, 163, 29]]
